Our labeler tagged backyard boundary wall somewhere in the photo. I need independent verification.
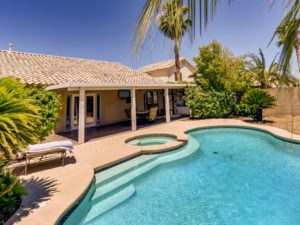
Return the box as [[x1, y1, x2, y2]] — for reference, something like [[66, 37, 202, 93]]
[[264, 87, 300, 116]]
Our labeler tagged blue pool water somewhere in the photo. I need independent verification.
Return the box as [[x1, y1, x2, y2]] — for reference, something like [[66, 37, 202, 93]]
[[63, 127, 300, 225]]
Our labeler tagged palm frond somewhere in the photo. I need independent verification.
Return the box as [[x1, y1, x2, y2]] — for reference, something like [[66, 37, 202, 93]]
[[270, 0, 300, 74], [247, 49, 294, 88], [134, 0, 231, 55], [0, 79, 40, 159], [133, 0, 162, 55], [158, 0, 191, 47]]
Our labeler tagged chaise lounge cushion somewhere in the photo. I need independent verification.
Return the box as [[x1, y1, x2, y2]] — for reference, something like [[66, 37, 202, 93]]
[[27, 140, 73, 155]]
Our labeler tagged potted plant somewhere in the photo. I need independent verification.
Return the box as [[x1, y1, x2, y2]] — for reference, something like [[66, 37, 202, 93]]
[[241, 89, 276, 122]]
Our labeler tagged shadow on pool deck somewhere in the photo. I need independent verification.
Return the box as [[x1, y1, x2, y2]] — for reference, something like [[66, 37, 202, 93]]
[[5, 177, 58, 225], [12, 156, 77, 177]]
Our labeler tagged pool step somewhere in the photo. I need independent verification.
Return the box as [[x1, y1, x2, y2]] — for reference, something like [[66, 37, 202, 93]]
[[95, 154, 159, 187], [84, 185, 135, 224], [91, 159, 159, 203], [91, 138, 199, 203]]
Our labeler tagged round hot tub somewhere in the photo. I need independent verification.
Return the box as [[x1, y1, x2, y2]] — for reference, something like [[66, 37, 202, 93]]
[[126, 134, 177, 146]]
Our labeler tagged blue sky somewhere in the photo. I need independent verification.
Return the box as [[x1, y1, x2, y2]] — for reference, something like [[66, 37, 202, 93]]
[[0, 0, 294, 70]]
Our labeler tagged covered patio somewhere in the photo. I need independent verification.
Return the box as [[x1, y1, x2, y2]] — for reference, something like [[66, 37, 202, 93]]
[[46, 83, 191, 143], [48, 116, 184, 143]]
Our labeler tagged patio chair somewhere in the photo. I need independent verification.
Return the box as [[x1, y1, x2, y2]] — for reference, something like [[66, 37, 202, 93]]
[[25, 140, 74, 175], [148, 107, 158, 122]]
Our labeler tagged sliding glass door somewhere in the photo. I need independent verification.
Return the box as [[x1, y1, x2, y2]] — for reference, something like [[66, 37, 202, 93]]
[[86, 95, 95, 124], [70, 94, 98, 130], [73, 96, 80, 127]]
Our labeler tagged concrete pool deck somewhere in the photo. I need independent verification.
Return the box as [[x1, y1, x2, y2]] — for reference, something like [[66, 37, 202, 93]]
[[7, 119, 300, 225]]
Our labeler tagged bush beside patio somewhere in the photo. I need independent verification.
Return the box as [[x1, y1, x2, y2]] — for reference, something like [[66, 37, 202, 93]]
[[185, 41, 298, 122], [0, 77, 62, 224]]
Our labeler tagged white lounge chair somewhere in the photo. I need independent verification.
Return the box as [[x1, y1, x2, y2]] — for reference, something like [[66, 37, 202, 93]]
[[25, 140, 74, 175]]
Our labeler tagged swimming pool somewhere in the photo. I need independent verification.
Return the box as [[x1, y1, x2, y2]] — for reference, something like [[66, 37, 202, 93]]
[[126, 135, 176, 146], [62, 127, 300, 225]]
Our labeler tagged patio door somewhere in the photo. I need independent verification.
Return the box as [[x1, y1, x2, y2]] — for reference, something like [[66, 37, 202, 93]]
[[144, 91, 158, 110], [71, 94, 97, 130], [86, 95, 95, 125]]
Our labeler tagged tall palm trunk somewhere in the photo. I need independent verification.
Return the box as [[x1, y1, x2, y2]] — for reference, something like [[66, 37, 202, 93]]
[[293, 36, 300, 72], [174, 42, 181, 81]]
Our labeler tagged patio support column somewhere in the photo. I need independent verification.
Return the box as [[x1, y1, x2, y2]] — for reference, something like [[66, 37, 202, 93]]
[[78, 87, 86, 143], [131, 88, 137, 131], [165, 88, 171, 123]]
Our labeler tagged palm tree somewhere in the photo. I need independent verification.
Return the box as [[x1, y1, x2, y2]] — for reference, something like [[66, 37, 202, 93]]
[[248, 49, 279, 89], [271, 0, 300, 73], [0, 78, 40, 159], [158, 0, 191, 81], [247, 49, 294, 88], [134, 0, 223, 54]]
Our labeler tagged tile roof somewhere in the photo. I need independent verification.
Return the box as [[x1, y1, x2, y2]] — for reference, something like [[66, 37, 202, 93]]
[[0, 50, 163, 85], [138, 57, 185, 73]]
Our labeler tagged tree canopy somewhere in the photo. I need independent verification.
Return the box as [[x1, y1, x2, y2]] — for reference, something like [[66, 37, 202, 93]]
[[29, 87, 62, 141], [193, 40, 253, 93]]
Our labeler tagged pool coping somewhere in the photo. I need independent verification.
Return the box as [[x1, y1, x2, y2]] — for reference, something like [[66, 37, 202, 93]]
[[94, 140, 188, 172], [124, 133, 178, 144], [9, 119, 300, 225], [185, 125, 300, 144]]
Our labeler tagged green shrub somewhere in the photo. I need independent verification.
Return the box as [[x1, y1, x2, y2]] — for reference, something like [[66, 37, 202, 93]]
[[29, 87, 62, 141], [241, 89, 276, 121], [185, 87, 233, 119], [0, 159, 26, 223], [231, 103, 250, 116]]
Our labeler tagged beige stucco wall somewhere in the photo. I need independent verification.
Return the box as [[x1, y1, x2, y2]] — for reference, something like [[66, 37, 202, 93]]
[[100, 90, 131, 125], [168, 62, 194, 82], [147, 62, 194, 83], [264, 87, 300, 116], [181, 65, 194, 82], [148, 69, 171, 82]]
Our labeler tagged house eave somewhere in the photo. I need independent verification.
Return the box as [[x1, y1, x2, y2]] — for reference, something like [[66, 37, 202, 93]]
[[45, 82, 195, 91]]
